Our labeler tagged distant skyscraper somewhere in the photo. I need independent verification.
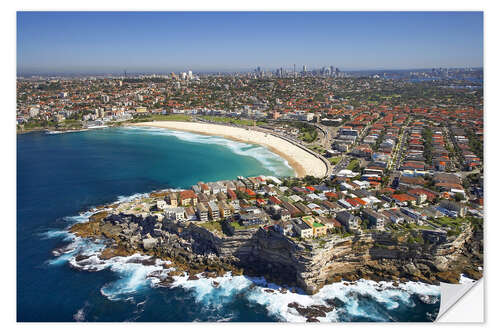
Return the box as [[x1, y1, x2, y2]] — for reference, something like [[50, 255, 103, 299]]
[[302, 65, 307, 73]]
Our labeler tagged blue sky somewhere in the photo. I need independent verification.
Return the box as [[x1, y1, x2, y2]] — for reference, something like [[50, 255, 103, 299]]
[[17, 11, 483, 74]]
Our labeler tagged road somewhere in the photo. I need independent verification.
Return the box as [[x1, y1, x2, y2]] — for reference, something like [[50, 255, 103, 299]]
[[387, 117, 410, 171]]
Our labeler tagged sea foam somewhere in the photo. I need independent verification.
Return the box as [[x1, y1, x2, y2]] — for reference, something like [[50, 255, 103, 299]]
[[45, 198, 441, 322], [125, 126, 294, 176]]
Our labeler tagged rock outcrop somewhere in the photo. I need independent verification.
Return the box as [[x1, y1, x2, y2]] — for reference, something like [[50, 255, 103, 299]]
[[69, 210, 483, 294]]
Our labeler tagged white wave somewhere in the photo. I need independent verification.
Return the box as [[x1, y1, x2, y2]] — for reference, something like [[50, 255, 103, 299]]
[[48, 237, 106, 266], [162, 272, 440, 322], [115, 192, 150, 204], [73, 307, 86, 322], [459, 274, 476, 284], [124, 126, 294, 176], [46, 203, 440, 322], [40, 229, 75, 241]]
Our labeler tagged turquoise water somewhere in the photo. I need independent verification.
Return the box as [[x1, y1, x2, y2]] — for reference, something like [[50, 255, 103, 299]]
[[17, 127, 440, 322]]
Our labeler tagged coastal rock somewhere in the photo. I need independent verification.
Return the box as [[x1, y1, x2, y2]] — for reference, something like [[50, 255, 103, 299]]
[[287, 302, 333, 320], [325, 297, 345, 308], [142, 238, 158, 251], [69, 206, 482, 295]]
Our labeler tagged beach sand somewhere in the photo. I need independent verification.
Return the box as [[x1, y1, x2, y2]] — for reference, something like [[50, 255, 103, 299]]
[[133, 121, 327, 178]]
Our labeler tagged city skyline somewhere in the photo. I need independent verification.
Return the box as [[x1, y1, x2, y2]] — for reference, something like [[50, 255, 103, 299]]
[[17, 11, 483, 74]]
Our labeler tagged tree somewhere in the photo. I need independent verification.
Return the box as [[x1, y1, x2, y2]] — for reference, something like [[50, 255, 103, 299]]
[[454, 193, 465, 202]]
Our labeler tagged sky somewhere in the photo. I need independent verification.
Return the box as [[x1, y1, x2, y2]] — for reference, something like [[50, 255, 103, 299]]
[[16, 11, 483, 74]]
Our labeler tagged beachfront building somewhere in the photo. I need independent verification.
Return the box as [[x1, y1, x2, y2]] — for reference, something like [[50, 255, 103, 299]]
[[156, 200, 168, 210], [336, 211, 360, 232], [291, 218, 313, 238], [196, 202, 209, 222], [165, 207, 186, 222], [207, 201, 220, 220], [361, 208, 387, 230], [168, 192, 178, 207], [179, 190, 198, 206], [302, 215, 328, 237], [218, 201, 232, 219], [185, 206, 197, 221]]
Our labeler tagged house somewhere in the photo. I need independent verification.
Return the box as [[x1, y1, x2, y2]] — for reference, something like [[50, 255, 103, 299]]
[[392, 193, 417, 206], [185, 206, 197, 221], [280, 209, 291, 221], [302, 216, 328, 237], [338, 199, 353, 209], [196, 202, 208, 222], [321, 200, 342, 213], [240, 212, 267, 226], [269, 196, 282, 205], [218, 201, 232, 219], [382, 209, 405, 224], [227, 189, 237, 201], [281, 201, 301, 217], [439, 200, 467, 218], [274, 220, 293, 236], [197, 193, 210, 203], [315, 216, 340, 229], [325, 192, 338, 201], [398, 176, 426, 188], [291, 218, 313, 238], [207, 201, 220, 220], [407, 188, 429, 204], [307, 203, 327, 216], [165, 207, 186, 222], [295, 202, 312, 215], [156, 200, 167, 210], [400, 207, 425, 221], [199, 183, 210, 194], [192, 185, 201, 194], [289, 194, 303, 203], [230, 200, 241, 215], [361, 208, 386, 230], [179, 190, 198, 206], [168, 192, 178, 207], [216, 191, 227, 201], [336, 210, 360, 232]]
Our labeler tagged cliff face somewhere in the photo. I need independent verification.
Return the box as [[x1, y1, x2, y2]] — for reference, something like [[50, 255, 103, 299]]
[[71, 212, 483, 295], [168, 221, 482, 294]]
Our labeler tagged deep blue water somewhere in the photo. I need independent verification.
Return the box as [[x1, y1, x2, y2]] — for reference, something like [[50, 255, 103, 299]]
[[17, 127, 440, 322]]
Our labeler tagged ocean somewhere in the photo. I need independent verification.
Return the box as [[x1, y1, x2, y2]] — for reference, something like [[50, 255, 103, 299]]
[[17, 126, 440, 322]]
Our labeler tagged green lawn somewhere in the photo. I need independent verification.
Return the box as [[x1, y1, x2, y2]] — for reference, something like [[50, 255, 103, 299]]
[[230, 221, 261, 230], [329, 156, 341, 165], [199, 221, 222, 232], [130, 114, 193, 122], [199, 115, 266, 126], [347, 159, 360, 170]]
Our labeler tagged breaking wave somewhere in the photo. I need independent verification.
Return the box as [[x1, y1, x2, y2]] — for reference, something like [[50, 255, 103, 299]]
[[43, 201, 440, 322], [45, 226, 440, 322], [124, 126, 294, 176]]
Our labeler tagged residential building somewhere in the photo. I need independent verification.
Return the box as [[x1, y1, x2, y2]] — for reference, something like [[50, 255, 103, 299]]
[[336, 211, 360, 232], [207, 201, 220, 220], [196, 202, 209, 222]]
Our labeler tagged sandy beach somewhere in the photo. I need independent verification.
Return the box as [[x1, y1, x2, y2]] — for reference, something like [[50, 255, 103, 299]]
[[133, 121, 327, 178]]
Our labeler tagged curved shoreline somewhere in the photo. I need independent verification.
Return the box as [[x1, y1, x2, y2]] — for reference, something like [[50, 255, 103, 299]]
[[132, 121, 327, 178]]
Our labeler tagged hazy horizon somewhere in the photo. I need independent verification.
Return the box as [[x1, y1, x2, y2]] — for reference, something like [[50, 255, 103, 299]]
[[17, 11, 483, 74]]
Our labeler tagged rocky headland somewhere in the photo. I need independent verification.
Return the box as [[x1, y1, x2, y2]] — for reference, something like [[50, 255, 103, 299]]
[[68, 199, 483, 295]]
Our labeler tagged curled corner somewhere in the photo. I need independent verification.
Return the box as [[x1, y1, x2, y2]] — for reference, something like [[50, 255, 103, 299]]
[[436, 278, 483, 322]]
